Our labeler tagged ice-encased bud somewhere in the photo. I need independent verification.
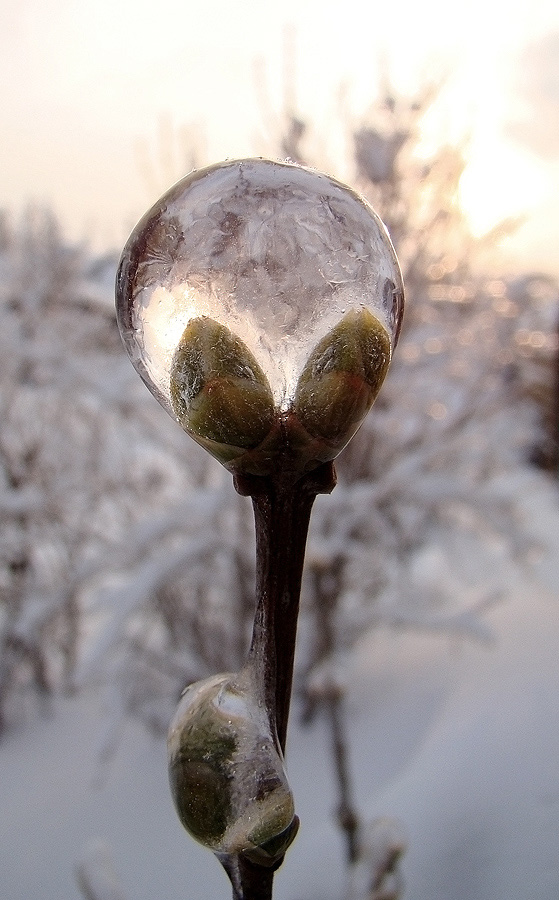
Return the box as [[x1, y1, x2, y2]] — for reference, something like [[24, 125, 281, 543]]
[[167, 672, 297, 865], [116, 158, 404, 475], [170, 317, 275, 466], [293, 307, 391, 459]]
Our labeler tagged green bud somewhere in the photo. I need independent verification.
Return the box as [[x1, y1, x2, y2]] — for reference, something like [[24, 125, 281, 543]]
[[167, 674, 296, 862], [167, 676, 237, 847], [293, 308, 391, 455], [170, 317, 275, 466]]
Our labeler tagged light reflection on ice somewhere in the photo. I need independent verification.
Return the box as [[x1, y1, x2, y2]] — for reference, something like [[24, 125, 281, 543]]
[[117, 158, 404, 415]]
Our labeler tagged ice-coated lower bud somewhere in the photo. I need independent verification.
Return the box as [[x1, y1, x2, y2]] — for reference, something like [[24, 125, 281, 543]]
[[170, 317, 276, 466], [293, 308, 391, 456], [167, 673, 297, 865]]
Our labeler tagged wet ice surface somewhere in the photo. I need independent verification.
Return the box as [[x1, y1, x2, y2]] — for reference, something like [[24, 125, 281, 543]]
[[167, 670, 296, 861], [116, 159, 403, 414]]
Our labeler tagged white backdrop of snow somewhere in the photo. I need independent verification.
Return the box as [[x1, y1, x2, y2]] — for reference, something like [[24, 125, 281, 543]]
[[0, 468, 558, 900]]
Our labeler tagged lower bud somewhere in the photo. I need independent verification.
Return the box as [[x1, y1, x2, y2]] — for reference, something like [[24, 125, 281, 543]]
[[167, 672, 297, 865]]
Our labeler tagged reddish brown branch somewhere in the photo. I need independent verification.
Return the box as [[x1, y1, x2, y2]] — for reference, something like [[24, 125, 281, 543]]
[[223, 461, 336, 900]]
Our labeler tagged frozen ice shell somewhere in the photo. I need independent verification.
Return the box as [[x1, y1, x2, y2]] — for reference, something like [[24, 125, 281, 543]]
[[167, 671, 297, 864], [116, 158, 404, 474]]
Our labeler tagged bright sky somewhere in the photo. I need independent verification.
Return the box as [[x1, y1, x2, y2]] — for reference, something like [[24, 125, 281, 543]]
[[2, 0, 559, 273]]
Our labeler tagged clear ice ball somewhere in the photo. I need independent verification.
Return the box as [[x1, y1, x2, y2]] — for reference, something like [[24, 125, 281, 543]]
[[116, 158, 404, 476]]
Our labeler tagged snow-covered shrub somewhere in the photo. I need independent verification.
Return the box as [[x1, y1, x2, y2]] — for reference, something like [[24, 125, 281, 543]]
[[0, 208, 208, 734]]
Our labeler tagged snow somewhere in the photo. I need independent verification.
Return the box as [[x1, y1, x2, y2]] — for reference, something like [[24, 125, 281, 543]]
[[1, 472, 558, 899]]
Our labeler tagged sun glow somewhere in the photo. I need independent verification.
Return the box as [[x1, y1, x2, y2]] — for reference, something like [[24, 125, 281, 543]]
[[2, 0, 559, 273], [460, 138, 547, 237]]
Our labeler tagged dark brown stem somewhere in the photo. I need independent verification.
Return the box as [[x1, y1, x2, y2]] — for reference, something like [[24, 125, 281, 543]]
[[236, 462, 336, 752], [219, 854, 276, 900], [222, 461, 336, 900]]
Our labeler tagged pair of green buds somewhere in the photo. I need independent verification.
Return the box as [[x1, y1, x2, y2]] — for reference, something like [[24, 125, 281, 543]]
[[170, 308, 392, 476], [167, 672, 298, 867]]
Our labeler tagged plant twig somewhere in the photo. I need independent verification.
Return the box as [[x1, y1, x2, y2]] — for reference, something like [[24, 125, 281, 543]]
[[327, 690, 360, 864], [223, 461, 336, 900], [240, 463, 336, 748], [218, 854, 276, 900]]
